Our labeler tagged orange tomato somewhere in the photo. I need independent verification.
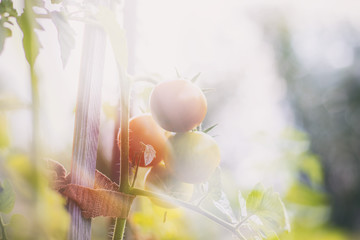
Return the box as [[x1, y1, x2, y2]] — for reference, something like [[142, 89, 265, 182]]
[[150, 80, 207, 132], [118, 114, 169, 167]]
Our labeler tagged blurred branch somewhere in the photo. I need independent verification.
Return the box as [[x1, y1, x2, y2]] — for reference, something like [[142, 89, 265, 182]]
[[0, 215, 7, 240], [35, 13, 99, 26], [112, 55, 131, 240], [129, 188, 246, 240]]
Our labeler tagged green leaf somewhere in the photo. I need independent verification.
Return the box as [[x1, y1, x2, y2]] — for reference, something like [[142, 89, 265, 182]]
[[238, 191, 247, 220], [245, 184, 290, 237], [299, 154, 323, 185], [50, 11, 76, 67], [7, 214, 31, 239], [285, 182, 327, 206], [0, 113, 10, 149], [191, 72, 201, 82], [0, 180, 15, 213], [212, 191, 237, 223], [0, 21, 12, 54], [0, 0, 18, 17], [17, 1, 42, 67], [96, 7, 128, 70], [203, 124, 218, 134]]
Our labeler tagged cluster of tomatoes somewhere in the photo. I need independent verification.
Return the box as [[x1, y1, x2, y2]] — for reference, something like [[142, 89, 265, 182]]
[[118, 79, 220, 208]]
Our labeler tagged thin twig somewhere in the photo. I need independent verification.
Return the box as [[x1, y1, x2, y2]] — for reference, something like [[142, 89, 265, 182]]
[[35, 13, 100, 26], [235, 214, 253, 230], [112, 61, 131, 240], [196, 192, 209, 207], [131, 153, 141, 188], [129, 188, 245, 240], [0, 214, 8, 240]]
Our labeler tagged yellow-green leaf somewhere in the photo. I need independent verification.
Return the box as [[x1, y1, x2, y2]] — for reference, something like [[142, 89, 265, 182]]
[[245, 184, 290, 238], [0, 179, 15, 213]]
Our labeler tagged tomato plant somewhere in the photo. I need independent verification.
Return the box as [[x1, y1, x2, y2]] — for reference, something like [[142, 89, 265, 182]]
[[119, 114, 169, 167], [150, 79, 207, 133], [0, 1, 291, 240], [166, 131, 221, 184]]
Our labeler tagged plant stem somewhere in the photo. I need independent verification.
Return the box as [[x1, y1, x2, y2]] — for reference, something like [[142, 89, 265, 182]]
[[35, 13, 100, 26], [131, 153, 141, 188], [112, 64, 131, 240], [0, 215, 7, 240], [235, 214, 252, 229], [129, 188, 245, 240], [30, 62, 40, 200], [118, 67, 130, 192], [112, 218, 127, 240]]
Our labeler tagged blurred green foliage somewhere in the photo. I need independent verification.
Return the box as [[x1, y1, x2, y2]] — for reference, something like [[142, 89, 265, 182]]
[[269, 22, 360, 231], [0, 179, 15, 214], [130, 198, 195, 240]]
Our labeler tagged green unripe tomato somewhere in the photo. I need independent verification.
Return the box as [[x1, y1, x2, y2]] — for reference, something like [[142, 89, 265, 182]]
[[166, 131, 221, 184]]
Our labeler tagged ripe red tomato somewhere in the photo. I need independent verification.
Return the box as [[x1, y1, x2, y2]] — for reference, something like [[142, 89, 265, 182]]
[[150, 80, 207, 132], [144, 162, 193, 208], [118, 114, 169, 167], [166, 131, 221, 184]]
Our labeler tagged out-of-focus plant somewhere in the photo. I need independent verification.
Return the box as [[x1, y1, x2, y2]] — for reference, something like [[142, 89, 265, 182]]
[[266, 19, 360, 232]]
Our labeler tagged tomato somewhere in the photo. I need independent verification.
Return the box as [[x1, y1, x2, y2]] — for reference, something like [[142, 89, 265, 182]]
[[150, 80, 207, 132], [144, 162, 193, 208], [166, 131, 221, 184], [118, 114, 169, 167]]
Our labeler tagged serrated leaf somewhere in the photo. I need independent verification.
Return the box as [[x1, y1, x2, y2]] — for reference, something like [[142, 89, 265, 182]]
[[0, 179, 16, 213], [245, 184, 290, 237], [212, 191, 237, 223], [96, 7, 128, 70], [17, 2, 42, 67], [50, 11, 76, 67], [246, 184, 265, 210], [238, 223, 263, 240], [0, 0, 18, 17], [0, 22, 12, 54], [238, 217, 280, 240], [238, 191, 247, 220], [144, 144, 156, 166]]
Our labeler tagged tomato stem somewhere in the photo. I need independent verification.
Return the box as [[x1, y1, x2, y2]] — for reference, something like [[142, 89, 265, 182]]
[[112, 63, 131, 240], [131, 153, 141, 188], [112, 218, 127, 240], [129, 187, 246, 239], [0, 214, 8, 240]]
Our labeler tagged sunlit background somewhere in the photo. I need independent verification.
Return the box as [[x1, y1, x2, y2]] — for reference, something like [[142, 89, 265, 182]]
[[1, 0, 360, 239]]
